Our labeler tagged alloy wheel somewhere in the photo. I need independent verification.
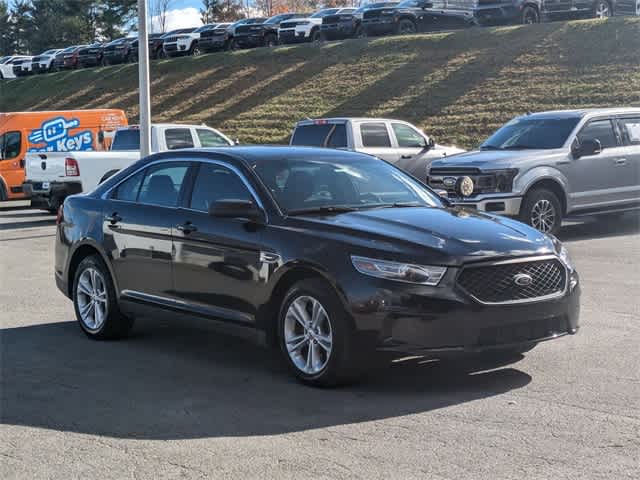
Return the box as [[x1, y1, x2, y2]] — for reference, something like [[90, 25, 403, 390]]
[[594, 1, 611, 18], [531, 199, 556, 233], [284, 295, 333, 375], [192, 46, 202, 57], [399, 21, 416, 35], [76, 267, 108, 331]]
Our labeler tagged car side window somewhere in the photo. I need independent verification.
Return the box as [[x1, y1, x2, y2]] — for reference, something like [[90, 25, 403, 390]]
[[164, 128, 195, 150], [0, 131, 21, 160], [618, 117, 640, 146], [189, 163, 253, 213], [577, 119, 618, 149], [196, 129, 230, 147], [138, 163, 190, 207], [360, 123, 391, 148], [392, 123, 426, 148], [112, 170, 144, 202]]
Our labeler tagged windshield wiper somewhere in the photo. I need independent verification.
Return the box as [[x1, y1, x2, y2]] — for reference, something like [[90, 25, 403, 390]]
[[286, 206, 360, 216], [359, 202, 425, 209]]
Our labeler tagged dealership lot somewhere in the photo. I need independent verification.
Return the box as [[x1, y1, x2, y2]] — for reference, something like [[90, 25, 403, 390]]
[[1, 201, 639, 479]]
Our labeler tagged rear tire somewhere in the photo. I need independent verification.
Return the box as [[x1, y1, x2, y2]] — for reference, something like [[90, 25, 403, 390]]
[[0, 182, 7, 201], [521, 6, 540, 24], [73, 255, 133, 340], [278, 279, 359, 387], [519, 188, 562, 235]]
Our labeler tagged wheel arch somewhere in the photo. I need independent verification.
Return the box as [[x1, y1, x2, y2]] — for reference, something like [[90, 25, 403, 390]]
[[66, 241, 119, 299], [258, 263, 350, 347], [523, 178, 568, 215], [0, 175, 7, 200]]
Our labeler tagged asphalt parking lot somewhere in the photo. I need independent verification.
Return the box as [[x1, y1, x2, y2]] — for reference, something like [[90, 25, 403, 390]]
[[1, 200, 638, 479]]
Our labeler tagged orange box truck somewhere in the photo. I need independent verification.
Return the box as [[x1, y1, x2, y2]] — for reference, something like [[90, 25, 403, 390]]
[[0, 109, 127, 201]]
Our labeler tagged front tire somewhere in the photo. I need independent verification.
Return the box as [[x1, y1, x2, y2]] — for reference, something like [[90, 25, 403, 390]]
[[396, 19, 417, 35], [265, 33, 278, 48], [278, 279, 358, 387], [73, 255, 133, 340], [521, 6, 540, 24], [519, 188, 562, 235], [191, 44, 202, 56], [593, 0, 612, 18]]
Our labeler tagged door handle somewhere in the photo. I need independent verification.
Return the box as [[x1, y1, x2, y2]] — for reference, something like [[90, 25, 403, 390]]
[[614, 158, 628, 166], [401, 155, 413, 159], [105, 213, 122, 224], [176, 222, 197, 234]]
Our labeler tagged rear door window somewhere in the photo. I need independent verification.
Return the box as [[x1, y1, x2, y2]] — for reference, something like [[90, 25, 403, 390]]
[[137, 162, 190, 207], [112, 170, 145, 202], [164, 128, 195, 150], [618, 117, 640, 145], [360, 123, 391, 148]]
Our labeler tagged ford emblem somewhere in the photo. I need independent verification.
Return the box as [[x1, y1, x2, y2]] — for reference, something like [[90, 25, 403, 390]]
[[443, 177, 456, 187], [514, 273, 533, 287]]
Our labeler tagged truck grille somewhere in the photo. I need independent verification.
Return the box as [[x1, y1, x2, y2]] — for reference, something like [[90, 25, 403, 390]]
[[457, 258, 566, 304], [280, 21, 301, 29]]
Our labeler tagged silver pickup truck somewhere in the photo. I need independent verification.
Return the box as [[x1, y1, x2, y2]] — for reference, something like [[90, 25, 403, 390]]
[[428, 108, 640, 233]]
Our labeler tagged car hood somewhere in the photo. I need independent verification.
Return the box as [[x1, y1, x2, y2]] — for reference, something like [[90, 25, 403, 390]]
[[430, 148, 565, 170], [287, 206, 555, 266]]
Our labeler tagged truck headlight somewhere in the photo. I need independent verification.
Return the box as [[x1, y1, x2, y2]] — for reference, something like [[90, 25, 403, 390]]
[[351, 256, 447, 286]]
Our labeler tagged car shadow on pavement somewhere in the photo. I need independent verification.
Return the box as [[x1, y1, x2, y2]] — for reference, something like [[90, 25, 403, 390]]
[[1, 318, 531, 440], [558, 213, 640, 242], [0, 218, 56, 231]]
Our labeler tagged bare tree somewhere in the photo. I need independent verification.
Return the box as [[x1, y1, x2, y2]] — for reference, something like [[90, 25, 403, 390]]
[[151, 0, 172, 33]]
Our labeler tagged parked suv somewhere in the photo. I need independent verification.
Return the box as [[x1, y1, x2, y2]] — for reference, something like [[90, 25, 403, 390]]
[[31, 49, 63, 73], [162, 28, 197, 57], [12, 57, 33, 77], [198, 23, 233, 51], [361, 0, 475, 36], [174, 24, 219, 56], [77, 43, 105, 68], [320, 2, 398, 40], [102, 37, 136, 65], [428, 108, 640, 234], [291, 118, 464, 180], [234, 13, 305, 49], [279, 8, 356, 44], [52, 45, 86, 70]]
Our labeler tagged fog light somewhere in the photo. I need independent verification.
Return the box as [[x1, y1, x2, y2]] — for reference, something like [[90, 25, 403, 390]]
[[456, 176, 474, 197]]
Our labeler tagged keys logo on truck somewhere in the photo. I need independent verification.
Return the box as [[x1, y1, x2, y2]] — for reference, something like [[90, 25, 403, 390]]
[[28, 116, 93, 152]]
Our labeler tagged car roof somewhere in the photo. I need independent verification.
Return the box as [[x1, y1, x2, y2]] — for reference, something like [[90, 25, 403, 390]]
[[521, 108, 640, 119], [158, 146, 375, 165], [295, 117, 412, 125]]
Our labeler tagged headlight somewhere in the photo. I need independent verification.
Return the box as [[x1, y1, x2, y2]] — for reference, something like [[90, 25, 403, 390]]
[[558, 244, 574, 270], [351, 256, 447, 286]]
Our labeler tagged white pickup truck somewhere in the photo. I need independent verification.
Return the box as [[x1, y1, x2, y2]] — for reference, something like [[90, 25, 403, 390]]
[[290, 117, 464, 181], [23, 123, 234, 211]]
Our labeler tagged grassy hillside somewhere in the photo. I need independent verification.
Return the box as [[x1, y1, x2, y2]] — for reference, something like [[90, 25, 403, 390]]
[[2, 18, 639, 149]]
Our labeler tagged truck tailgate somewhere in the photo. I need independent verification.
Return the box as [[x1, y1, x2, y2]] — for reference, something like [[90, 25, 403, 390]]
[[25, 152, 67, 183]]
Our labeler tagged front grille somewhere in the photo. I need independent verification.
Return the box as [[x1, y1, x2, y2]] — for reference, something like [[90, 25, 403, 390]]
[[457, 258, 566, 304], [322, 15, 342, 24], [32, 56, 43, 62], [280, 21, 301, 29], [478, 316, 568, 346]]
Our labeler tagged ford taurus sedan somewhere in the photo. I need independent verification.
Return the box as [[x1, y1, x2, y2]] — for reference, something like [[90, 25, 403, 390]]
[[54, 147, 580, 386]]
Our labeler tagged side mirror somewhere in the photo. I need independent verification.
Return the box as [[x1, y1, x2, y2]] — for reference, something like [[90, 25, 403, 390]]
[[572, 138, 602, 158], [209, 199, 264, 222], [422, 2, 434, 9]]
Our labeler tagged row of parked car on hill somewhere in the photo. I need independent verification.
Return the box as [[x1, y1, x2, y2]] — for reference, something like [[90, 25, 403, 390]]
[[2, 0, 638, 79]]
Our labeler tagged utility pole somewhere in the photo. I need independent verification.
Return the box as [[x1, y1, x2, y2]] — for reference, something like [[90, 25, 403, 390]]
[[138, 0, 152, 158]]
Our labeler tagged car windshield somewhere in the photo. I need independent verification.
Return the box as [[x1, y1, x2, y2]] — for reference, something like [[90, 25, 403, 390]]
[[398, 0, 423, 7], [311, 9, 340, 17], [480, 116, 581, 150], [252, 155, 442, 214], [41, 50, 57, 55], [194, 24, 216, 33], [62, 47, 76, 53]]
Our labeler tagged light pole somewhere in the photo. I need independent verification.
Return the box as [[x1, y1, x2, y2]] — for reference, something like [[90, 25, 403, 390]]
[[138, 0, 152, 158]]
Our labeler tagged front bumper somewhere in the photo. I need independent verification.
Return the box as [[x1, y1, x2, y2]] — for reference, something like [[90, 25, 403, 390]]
[[446, 194, 523, 216], [346, 262, 580, 354], [279, 29, 308, 44], [79, 57, 101, 67], [200, 37, 228, 50], [234, 34, 264, 48], [321, 23, 356, 40], [104, 52, 127, 63], [32, 63, 50, 73]]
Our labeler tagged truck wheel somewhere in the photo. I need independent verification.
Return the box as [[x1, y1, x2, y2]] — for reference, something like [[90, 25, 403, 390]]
[[593, 0, 612, 18], [355, 25, 366, 38], [191, 44, 202, 56], [278, 279, 360, 387], [521, 6, 540, 24], [228, 39, 239, 51], [396, 19, 417, 35], [519, 188, 562, 235], [265, 33, 278, 48], [311, 29, 322, 43]]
